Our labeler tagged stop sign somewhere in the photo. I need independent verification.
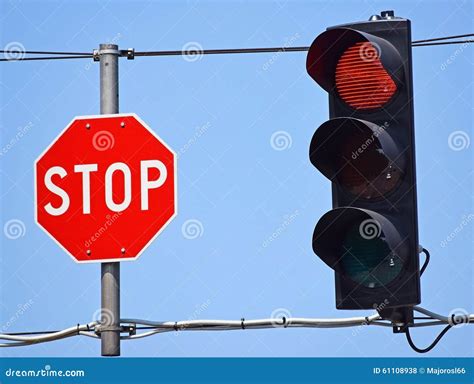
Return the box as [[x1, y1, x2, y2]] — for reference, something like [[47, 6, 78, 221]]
[[35, 114, 177, 263]]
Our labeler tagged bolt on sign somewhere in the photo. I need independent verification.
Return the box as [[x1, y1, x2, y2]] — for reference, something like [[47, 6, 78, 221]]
[[35, 114, 177, 263]]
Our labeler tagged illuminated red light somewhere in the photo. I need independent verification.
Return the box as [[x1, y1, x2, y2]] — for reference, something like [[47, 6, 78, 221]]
[[335, 42, 397, 110]]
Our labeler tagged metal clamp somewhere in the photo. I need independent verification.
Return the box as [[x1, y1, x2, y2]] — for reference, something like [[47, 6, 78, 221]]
[[125, 48, 134, 60], [123, 324, 136, 336], [93, 47, 124, 62], [95, 325, 123, 335], [100, 48, 121, 56]]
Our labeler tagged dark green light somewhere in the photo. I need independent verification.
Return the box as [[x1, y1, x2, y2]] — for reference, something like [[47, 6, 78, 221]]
[[341, 224, 402, 288]]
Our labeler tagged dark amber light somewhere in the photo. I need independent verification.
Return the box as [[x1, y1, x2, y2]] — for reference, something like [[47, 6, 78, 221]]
[[335, 42, 397, 110], [336, 138, 402, 199]]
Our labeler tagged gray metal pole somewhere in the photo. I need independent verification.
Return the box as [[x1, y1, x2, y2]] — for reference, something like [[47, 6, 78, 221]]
[[99, 43, 121, 356]]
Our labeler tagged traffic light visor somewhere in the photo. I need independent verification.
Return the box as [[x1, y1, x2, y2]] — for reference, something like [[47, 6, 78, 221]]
[[312, 207, 406, 288], [306, 28, 404, 110], [309, 118, 405, 199]]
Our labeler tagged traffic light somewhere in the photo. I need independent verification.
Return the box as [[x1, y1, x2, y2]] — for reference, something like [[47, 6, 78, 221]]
[[307, 11, 420, 319]]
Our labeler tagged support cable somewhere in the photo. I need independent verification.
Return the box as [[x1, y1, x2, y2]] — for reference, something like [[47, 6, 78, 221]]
[[0, 50, 91, 56], [412, 40, 473, 47], [0, 55, 92, 62], [412, 33, 474, 44], [0, 307, 471, 352], [405, 307, 472, 353], [134, 46, 309, 57], [1, 33, 472, 62], [0, 322, 98, 347]]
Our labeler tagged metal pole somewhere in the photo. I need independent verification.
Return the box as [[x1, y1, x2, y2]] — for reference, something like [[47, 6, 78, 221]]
[[99, 43, 121, 356]]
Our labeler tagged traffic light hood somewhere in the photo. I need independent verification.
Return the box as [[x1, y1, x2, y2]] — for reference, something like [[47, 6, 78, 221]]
[[312, 207, 408, 286], [306, 27, 405, 93], [309, 117, 405, 198]]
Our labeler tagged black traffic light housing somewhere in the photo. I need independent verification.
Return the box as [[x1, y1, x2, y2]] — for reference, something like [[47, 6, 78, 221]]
[[307, 11, 420, 318]]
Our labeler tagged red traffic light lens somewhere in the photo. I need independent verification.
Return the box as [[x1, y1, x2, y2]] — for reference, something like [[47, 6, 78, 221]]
[[335, 42, 397, 110]]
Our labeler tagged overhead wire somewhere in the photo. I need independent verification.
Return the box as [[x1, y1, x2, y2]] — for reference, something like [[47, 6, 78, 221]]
[[405, 307, 472, 352], [134, 46, 310, 57], [0, 307, 471, 352], [1, 33, 472, 62], [0, 50, 91, 56], [412, 33, 474, 44], [412, 40, 473, 47], [0, 322, 98, 347], [0, 55, 92, 62]]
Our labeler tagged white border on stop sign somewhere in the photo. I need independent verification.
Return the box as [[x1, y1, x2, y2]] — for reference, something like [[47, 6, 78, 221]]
[[34, 113, 178, 264]]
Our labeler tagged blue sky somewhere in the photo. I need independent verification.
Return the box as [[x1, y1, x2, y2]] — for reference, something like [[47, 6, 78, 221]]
[[0, 0, 472, 357]]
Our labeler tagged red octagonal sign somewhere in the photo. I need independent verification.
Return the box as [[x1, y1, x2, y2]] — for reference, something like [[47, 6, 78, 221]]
[[35, 114, 177, 263]]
